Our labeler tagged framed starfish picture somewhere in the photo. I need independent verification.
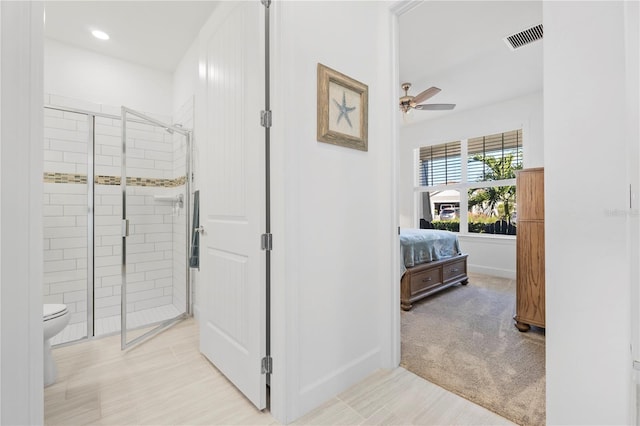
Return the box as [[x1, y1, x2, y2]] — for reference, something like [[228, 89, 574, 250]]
[[317, 63, 368, 151]]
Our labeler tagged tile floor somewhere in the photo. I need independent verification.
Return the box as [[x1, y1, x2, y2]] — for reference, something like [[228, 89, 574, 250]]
[[46, 318, 514, 425]]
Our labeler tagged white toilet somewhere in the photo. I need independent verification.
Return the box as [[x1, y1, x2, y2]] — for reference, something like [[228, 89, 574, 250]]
[[43, 304, 70, 386]]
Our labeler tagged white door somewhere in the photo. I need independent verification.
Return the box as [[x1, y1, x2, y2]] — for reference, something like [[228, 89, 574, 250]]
[[198, 1, 267, 409]]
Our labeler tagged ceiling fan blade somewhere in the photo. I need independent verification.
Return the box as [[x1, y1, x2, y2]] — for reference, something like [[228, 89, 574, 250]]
[[412, 87, 441, 105], [414, 103, 456, 111]]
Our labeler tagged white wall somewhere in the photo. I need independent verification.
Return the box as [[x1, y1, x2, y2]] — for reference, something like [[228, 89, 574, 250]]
[[270, 2, 395, 422], [458, 235, 516, 278], [172, 40, 198, 117], [399, 91, 542, 278], [44, 39, 173, 116], [544, 2, 635, 424], [628, 2, 640, 423], [0, 2, 44, 424], [1, 3, 3, 417]]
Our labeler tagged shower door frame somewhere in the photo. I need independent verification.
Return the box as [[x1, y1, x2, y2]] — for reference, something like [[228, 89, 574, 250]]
[[120, 106, 193, 350], [44, 104, 194, 346]]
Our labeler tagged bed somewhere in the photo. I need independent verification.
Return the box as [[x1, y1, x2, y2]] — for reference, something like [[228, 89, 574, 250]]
[[400, 228, 468, 310]]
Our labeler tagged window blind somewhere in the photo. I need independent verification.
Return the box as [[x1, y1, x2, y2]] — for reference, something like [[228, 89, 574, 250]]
[[467, 129, 522, 182], [418, 141, 461, 186]]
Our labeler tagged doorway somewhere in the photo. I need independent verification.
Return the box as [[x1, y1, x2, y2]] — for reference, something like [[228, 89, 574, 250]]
[[393, 1, 545, 425]]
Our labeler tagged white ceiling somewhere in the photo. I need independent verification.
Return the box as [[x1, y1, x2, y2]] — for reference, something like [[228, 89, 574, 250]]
[[399, 1, 543, 124], [44, 1, 542, 113], [44, 1, 219, 73]]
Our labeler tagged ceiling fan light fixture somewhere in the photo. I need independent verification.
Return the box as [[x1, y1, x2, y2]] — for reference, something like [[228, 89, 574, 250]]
[[398, 82, 455, 114], [400, 103, 412, 113], [399, 94, 414, 112]]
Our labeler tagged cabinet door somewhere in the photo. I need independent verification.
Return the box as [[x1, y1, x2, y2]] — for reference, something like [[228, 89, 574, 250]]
[[517, 169, 544, 221], [516, 222, 545, 327]]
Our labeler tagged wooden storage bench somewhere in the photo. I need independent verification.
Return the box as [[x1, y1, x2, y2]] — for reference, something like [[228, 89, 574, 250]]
[[400, 254, 469, 311]]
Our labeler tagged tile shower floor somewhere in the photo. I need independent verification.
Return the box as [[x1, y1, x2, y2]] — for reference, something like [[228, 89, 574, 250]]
[[51, 304, 182, 346]]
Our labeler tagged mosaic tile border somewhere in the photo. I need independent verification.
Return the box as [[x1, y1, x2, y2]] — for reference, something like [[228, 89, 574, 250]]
[[43, 172, 87, 184], [44, 172, 186, 188]]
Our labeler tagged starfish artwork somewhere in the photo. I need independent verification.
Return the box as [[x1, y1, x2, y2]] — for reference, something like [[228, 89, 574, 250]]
[[333, 91, 356, 128]]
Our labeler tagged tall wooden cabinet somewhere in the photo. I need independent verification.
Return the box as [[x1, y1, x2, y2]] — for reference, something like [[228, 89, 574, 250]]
[[514, 167, 545, 332]]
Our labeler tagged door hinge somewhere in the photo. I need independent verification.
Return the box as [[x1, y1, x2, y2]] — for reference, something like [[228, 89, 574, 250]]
[[260, 110, 272, 128], [634, 360, 640, 371], [261, 356, 272, 374], [261, 233, 273, 251], [260, 0, 271, 8], [121, 219, 130, 237]]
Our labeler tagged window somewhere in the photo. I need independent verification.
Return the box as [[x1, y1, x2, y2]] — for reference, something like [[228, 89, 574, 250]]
[[416, 129, 522, 235], [467, 130, 522, 182], [418, 141, 461, 186]]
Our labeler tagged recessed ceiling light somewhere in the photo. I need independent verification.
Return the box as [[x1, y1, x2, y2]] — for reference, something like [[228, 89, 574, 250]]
[[91, 30, 110, 41]]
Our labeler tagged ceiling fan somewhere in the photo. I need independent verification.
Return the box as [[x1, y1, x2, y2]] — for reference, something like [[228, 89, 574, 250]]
[[399, 83, 456, 113]]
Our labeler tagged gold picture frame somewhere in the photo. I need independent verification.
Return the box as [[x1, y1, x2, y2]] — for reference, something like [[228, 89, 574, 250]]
[[317, 63, 368, 151]]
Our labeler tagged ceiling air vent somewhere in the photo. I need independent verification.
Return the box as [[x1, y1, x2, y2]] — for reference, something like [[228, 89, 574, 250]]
[[504, 24, 543, 51]]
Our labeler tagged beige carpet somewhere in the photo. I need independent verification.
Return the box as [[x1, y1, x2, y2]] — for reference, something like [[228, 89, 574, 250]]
[[401, 273, 545, 426]]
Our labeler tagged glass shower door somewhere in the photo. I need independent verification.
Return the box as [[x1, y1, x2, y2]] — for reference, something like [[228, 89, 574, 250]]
[[120, 106, 191, 350], [43, 107, 92, 345]]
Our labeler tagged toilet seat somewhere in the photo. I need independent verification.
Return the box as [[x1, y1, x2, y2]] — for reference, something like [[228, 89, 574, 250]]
[[43, 304, 68, 321]]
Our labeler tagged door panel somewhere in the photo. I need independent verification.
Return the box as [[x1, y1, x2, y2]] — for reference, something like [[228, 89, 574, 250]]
[[120, 107, 191, 350], [199, 1, 266, 410]]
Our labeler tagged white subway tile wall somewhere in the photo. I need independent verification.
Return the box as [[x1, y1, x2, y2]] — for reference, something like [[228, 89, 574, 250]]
[[43, 107, 89, 333], [44, 95, 193, 345]]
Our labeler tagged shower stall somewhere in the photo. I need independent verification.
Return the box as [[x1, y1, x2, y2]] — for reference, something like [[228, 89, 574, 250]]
[[43, 97, 193, 346]]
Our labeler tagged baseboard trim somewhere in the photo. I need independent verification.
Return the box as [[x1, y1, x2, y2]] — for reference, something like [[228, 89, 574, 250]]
[[469, 264, 516, 279], [192, 304, 201, 322], [295, 347, 381, 420]]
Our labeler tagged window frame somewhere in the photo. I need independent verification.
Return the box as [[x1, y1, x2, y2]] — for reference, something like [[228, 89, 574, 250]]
[[414, 133, 521, 238]]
